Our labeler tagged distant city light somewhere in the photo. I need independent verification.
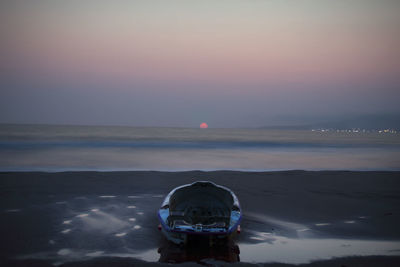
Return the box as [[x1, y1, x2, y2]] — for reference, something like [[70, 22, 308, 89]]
[[311, 128, 397, 134]]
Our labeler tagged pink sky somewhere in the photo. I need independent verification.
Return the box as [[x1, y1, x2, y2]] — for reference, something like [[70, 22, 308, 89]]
[[1, 0, 400, 127]]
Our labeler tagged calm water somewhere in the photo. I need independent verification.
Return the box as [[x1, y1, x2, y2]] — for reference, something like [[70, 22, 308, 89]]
[[0, 124, 399, 171]]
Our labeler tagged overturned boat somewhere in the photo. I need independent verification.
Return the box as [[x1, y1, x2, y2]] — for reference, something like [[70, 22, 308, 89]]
[[158, 181, 241, 245]]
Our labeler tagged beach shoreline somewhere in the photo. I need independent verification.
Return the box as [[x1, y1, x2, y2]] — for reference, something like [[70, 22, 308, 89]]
[[1, 170, 400, 266]]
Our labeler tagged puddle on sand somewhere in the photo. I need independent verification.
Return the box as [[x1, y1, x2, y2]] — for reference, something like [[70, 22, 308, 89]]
[[5, 209, 21, 212], [85, 251, 104, 257], [104, 250, 159, 262], [314, 223, 331, 226], [61, 229, 71, 234], [114, 232, 126, 237], [239, 235, 400, 264], [18, 235, 400, 265]]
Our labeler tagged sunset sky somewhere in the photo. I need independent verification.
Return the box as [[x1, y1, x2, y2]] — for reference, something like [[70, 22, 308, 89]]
[[1, 0, 399, 127]]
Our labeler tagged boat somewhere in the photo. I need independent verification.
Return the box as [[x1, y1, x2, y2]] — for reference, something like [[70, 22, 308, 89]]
[[158, 181, 241, 245]]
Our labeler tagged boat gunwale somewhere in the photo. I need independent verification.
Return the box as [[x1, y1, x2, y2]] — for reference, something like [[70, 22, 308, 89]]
[[158, 181, 241, 235]]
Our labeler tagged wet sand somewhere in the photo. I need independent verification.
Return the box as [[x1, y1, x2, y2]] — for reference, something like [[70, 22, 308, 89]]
[[1, 171, 400, 266]]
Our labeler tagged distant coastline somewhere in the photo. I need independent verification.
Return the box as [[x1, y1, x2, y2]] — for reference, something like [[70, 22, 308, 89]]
[[1, 113, 400, 131]]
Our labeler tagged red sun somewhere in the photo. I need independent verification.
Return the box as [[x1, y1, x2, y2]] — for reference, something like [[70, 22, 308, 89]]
[[200, 123, 208, 129]]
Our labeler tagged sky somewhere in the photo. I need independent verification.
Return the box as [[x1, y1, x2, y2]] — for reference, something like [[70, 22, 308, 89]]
[[1, 0, 399, 128]]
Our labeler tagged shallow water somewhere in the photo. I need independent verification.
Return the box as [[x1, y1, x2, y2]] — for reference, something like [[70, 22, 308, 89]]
[[1, 124, 399, 171], [239, 235, 400, 264]]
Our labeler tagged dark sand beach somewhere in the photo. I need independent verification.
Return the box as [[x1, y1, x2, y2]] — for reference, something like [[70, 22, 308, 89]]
[[1, 171, 400, 266]]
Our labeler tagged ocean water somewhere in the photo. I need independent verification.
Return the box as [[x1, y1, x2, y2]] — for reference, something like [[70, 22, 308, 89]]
[[0, 124, 399, 171]]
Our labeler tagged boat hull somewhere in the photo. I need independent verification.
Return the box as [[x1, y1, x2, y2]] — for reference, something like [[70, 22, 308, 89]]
[[158, 181, 241, 245]]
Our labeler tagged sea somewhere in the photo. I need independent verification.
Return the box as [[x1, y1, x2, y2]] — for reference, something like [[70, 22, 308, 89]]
[[0, 124, 399, 172]]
